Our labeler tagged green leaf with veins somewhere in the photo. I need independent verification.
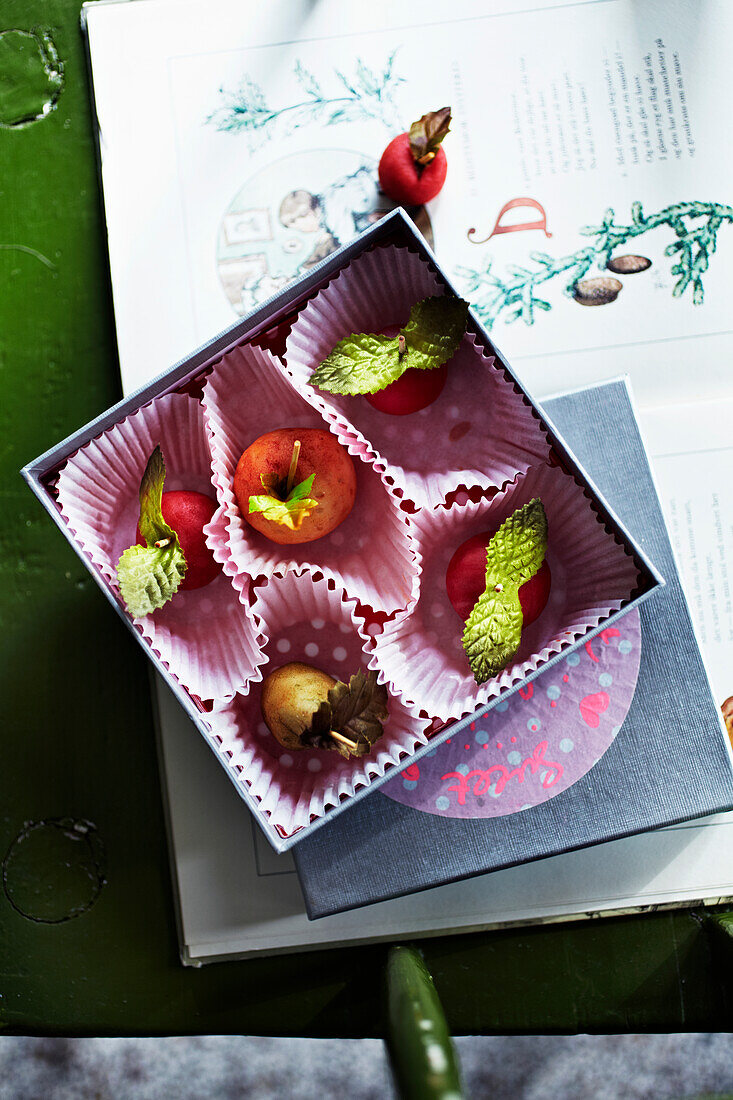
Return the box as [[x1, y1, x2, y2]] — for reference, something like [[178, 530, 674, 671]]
[[463, 590, 524, 685], [116, 445, 187, 619], [248, 472, 319, 530], [309, 332, 402, 395], [117, 544, 187, 619], [399, 295, 469, 371], [463, 499, 548, 684], [309, 295, 468, 396], [483, 498, 548, 587]]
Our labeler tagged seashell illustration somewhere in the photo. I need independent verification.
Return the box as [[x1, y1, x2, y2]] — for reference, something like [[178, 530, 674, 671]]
[[573, 277, 623, 307], [607, 254, 652, 275]]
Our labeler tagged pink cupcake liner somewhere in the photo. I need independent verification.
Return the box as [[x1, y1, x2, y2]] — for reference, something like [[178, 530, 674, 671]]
[[206, 571, 430, 836], [56, 392, 266, 701], [203, 501, 250, 600], [366, 462, 641, 722], [284, 244, 549, 507], [202, 342, 418, 615]]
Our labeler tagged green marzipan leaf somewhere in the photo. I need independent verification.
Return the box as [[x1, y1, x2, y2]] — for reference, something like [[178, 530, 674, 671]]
[[247, 495, 318, 529], [484, 498, 547, 588], [117, 543, 186, 620], [399, 296, 469, 371], [309, 333, 402, 395], [463, 588, 524, 684], [463, 498, 548, 684], [288, 472, 317, 501], [137, 445, 177, 548], [248, 472, 318, 531], [116, 445, 188, 618], [309, 295, 469, 395]]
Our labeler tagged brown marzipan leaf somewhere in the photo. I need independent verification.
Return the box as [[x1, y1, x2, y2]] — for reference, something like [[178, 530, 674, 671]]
[[300, 670, 389, 758], [302, 698, 334, 751], [328, 670, 389, 757], [409, 107, 452, 166]]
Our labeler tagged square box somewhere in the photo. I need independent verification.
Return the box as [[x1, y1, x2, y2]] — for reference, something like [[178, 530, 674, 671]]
[[22, 210, 663, 852]]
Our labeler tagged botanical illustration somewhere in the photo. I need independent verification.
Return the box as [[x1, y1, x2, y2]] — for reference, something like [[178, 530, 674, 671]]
[[207, 53, 403, 151], [215, 151, 398, 316], [455, 200, 733, 328], [208, 51, 419, 315]]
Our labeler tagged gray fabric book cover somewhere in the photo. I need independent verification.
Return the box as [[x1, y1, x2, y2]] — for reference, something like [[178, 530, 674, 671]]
[[293, 379, 733, 919]]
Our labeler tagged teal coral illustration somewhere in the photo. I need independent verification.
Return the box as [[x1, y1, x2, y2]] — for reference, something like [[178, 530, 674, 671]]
[[455, 201, 733, 328], [208, 53, 403, 150]]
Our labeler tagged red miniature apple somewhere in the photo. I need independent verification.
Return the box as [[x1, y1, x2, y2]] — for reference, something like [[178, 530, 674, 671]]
[[311, 296, 467, 418], [361, 310, 455, 417], [446, 530, 551, 624], [234, 427, 356, 545], [365, 362, 448, 415], [379, 108, 451, 206], [136, 490, 219, 590], [364, 325, 449, 416]]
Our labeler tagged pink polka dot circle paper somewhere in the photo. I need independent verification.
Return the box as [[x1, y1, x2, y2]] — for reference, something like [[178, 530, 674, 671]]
[[381, 610, 641, 819]]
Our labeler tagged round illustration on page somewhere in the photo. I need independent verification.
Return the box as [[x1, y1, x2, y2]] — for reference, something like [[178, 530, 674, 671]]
[[215, 148, 433, 316], [382, 610, 642, 819]]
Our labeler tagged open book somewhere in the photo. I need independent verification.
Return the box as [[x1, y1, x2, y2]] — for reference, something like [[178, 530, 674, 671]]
[[83, 0, 733, 958]]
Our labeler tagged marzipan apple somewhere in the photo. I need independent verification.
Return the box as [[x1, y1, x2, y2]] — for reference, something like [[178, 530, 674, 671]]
[[365, 362, 448, 415], [260, 662, 389, 757], [234, 427, 357, 545], [136, 490, 219, 590], [261, 662, 336, 751], [446, 530, 551, 624]]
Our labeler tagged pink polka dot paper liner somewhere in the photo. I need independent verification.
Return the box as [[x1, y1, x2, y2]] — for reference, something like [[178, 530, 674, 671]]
[[202, 343, 418, 615], [206, 571, 430, 836], [203, 501, 249, 600], [381, 610, 642, 819], [284, 244, 549, 508], [367, 463, 641, 723], [56, 392, 266, 701]]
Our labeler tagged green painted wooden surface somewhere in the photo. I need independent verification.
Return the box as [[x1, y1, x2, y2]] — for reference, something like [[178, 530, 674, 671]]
[[2, 0, 732, 1037]]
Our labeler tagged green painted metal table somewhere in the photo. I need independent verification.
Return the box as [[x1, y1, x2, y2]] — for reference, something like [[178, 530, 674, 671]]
[[2, 0, 732, 1039]]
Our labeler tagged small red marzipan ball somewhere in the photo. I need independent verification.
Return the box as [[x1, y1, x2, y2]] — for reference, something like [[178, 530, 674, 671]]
[[365, 363, 448, 415], [378, 133, 448, 206], [518, 560, 552, 626], [137, 490, 219, 590], [445, 530, 551, 624]]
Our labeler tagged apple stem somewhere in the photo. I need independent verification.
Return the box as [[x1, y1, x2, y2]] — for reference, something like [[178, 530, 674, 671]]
[[329, 728, 360, 754], [155, 538, 172, 549], [398, 334, 407, 357], [286, 439, 301, 495]]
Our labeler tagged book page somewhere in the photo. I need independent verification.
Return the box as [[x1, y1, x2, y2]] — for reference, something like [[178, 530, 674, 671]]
[[641, 397, 733, 708], [85, 0, 733, 407]]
